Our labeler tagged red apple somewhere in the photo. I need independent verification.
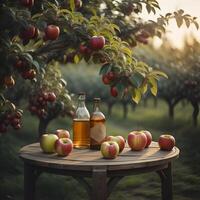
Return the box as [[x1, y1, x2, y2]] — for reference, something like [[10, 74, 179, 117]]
[[55, 129, 70, 139], [106, 136, 125, 153], [20, 25, 36, 40], [79, 44, 87, 54], [110, 86, 118, 97], [75, 0, 82, 9], [14, 59, 26, 70], [158, 134, 175, 151], [128, 131, 147, 151], [40, 134, 58, 153], [102, 74, 110, 85], [22, 69, 36, 79], [20, 0, 34, 7], [141, 130, 152, 148], [100, 141, 119, 159], [55, 138, 73, 156], [45, 25, 60, 40], [107, 71, 116, 81], [47, 92, 56, 102], [89, 36, 105, 50]]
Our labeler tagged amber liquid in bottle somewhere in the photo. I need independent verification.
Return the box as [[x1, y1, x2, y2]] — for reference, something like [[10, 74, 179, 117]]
[[90, 98, 106, 150], [73, 93, 90, 149], [73, 119, 90, 149]]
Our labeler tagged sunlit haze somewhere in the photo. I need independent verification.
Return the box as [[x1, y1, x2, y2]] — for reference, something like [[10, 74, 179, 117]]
[[140, 0, 200, 48]]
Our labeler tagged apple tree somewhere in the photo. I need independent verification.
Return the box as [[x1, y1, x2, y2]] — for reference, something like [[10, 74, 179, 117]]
[[0, 0, 198, 136], [135, 38, 200, 126]]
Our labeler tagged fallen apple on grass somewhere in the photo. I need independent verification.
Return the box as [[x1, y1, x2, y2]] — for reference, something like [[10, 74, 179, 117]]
[[128, 131, 147, 151], [141, 130, 152, 148], [106, 136, 125, 153], [40, 134, 58, 153], [158, 134, 175, 151], [55, 138, 73, 156], [55, 129, 70, 139], [100, 141, 119, 159]]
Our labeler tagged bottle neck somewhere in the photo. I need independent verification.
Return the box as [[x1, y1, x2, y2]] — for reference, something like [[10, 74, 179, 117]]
[[78, 100, 86, 108], [93, 102, 100, 112], [77, 94, 86, 108]]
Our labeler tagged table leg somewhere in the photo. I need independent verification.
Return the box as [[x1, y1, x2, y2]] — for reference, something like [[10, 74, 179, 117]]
[[24, 163, 37, 200], [158, 163, 173, 200], [91, 167, 107, 200]]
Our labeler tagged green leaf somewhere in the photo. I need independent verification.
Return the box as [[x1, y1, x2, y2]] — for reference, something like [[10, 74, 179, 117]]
[[0, 94, 5, 102], [99, 63, 111, 75], [111, 24, 120, 32], [74, 54, 80, 64], [32, 60, 40, 71], [22, 53, 33, 63], [175, 16, 183, 27], [165, 13, 172, 17], [184, 18, 190, 28], [148, 77, 157, 96], [70, 0, 75, 12], [194, 21, 199, 30], [132, 88, 142, 104], [130, 72, 144, 88], [146, 4, 152, 14], [149, 70, 168, 79], [115, 82, 125, 95], [140, 80, 148, 94], [178, 9, 184, 15]]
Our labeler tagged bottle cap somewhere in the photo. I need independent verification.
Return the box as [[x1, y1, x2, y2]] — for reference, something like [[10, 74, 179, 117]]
[[94, 97, 101, 102], [78, 92, 86, 96]]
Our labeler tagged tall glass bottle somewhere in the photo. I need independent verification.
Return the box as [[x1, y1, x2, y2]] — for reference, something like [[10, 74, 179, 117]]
[[90, 98, 106, 150], [73, 93, 90, 149]]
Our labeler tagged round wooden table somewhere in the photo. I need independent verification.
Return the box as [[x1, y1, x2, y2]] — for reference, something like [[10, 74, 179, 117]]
[[19, 142, 179, 200]]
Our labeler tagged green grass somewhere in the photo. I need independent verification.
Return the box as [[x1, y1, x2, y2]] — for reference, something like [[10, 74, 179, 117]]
[[1, 99, 200, 200]]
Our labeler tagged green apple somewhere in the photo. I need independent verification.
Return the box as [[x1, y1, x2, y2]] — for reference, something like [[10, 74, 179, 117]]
[[40, 134, 58, 153]]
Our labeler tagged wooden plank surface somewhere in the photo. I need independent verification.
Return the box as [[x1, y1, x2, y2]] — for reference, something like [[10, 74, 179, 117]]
[[19, 142, 179, 171]]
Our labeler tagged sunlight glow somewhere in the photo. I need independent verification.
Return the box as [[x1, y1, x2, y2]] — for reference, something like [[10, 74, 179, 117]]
[[140, 0, 200, 49]]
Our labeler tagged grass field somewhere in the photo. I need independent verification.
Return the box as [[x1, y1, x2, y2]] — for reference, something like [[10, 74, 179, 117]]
[[0, 99, 200, 200]]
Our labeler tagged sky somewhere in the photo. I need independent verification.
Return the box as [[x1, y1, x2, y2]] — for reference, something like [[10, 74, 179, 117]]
[[141, 0, 200, 48]]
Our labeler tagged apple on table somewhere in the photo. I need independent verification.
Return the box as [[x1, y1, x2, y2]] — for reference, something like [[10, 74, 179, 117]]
[[100, 141, 119, 159], [128, 131, 147, 151], [55, 138, 73, 156], [106, 135, 126, 153], [141, 130, 152, 148], [40, 134, 58, 153], [55, 129, 70, 139], [158, 134, 175, 151]]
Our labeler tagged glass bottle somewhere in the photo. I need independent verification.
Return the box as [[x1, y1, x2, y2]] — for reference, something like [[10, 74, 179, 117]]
[[73, 93, 90, 149], [90, 98, 106, 150]]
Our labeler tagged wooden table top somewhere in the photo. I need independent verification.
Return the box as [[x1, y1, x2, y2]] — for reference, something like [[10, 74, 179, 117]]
[[19, 142, 179, 171]]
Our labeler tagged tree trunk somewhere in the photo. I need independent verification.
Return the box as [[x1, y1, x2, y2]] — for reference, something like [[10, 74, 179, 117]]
[[38, 118, 51, 139], [131, 103, 136, 111], [107, 102, 114, 117], [122, 102, 128, 119], [154, 97, 158, 108], [167, 101, 174, 119], [143, 98, 148, 108], [191, 101, 199, 127], [169, 104, 174, 119]]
